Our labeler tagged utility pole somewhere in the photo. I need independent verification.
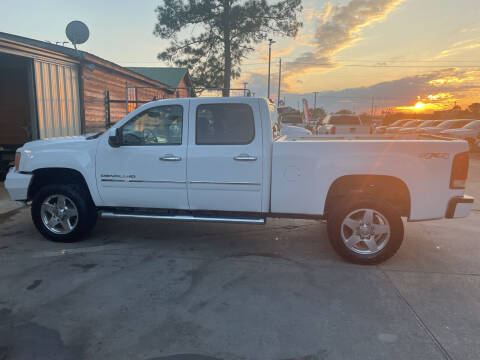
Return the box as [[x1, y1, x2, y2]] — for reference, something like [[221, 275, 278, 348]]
[[242, 82, 248, 97], [370, 96, 375, 122], [277, 58, 282, 106], [267, 38, 276, 98], [314, 92, 318, 110]]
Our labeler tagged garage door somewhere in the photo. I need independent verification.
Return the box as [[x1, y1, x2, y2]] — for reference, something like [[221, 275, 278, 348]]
[[34, 59, 81, 138]]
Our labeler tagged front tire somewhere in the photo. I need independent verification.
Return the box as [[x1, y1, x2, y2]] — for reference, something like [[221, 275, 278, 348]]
[[32, 184, 97, 242], [327, 197, 404, 265]]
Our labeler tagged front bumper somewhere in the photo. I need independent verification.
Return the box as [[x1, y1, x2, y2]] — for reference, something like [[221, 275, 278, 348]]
[[4, 168, 32, 201], [446, 195, 474, 219]]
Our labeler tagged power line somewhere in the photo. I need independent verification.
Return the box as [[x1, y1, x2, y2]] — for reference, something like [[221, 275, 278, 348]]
[[236, 62, 480, 69], [118, 58, 480, 66], [265, 56, 480, 62]]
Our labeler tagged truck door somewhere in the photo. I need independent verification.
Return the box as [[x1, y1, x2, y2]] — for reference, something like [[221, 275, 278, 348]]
[[187, 99, 263, 213], [96, 101, 189, 209]]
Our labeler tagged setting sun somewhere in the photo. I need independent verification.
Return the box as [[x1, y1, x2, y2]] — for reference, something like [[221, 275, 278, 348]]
[[414, 102, 425, 110]]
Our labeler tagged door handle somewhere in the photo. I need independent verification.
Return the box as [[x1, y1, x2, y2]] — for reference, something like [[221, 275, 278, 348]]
[[233, 154, 257, 161], [160, 154, 182, 161]]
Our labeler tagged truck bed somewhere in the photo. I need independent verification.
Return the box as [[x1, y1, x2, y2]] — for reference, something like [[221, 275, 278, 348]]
[[270, 137, 468, 220]]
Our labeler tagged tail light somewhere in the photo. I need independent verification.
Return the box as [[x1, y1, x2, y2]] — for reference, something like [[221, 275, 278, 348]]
[[331, 126, 336, 135], [15, 152, 21, 171], [450, 152, 469, 189]]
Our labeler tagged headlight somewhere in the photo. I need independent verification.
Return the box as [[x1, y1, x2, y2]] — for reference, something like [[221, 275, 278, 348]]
[[15, 152, 21, 171]]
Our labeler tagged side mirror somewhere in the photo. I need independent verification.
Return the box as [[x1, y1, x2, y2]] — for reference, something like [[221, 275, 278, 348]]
[[108, 128, 122, 148]]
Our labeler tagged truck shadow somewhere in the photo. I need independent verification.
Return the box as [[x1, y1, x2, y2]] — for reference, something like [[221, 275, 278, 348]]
[[90, 217, 335, 263]]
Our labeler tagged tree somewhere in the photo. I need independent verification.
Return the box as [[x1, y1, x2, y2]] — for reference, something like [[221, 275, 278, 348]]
[[154, 0, 302, 96], [468, 103, 480, 114], [359, 112, 372, 125], [309, 107, 326, 120], [336, 109, 354, 115]]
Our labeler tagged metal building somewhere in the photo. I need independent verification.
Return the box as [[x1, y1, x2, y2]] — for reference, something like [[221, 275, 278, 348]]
[[0, 32, 188, 179]]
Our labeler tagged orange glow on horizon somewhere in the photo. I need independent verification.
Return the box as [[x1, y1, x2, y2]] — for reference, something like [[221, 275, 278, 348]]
[[396, 101, 446, 112]]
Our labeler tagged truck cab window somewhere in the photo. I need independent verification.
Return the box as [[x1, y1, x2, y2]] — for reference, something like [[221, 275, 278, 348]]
[[121, 105, 183, 145], [196, 103, 255, 145]]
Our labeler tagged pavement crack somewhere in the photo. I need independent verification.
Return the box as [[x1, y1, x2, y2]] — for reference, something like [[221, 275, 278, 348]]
[[380, 269, 455, 360]]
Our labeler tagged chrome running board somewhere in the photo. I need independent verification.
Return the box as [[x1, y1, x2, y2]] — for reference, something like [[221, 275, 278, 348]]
[[100, 212, 266, 224]]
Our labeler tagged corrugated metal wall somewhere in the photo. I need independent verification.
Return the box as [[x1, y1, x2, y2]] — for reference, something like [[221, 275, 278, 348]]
[[34, 59, 81, 138]]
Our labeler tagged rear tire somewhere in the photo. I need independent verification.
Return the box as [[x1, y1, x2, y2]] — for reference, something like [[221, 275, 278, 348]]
[[327, 197, 404, 265], [31, 184, 97, 242]]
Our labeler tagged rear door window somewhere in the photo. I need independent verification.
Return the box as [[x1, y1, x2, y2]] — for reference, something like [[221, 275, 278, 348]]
[[196, 103, 255, 145]]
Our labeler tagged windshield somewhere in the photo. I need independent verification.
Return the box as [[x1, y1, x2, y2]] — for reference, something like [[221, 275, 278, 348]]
[[402, 120, 417, 127], [390, 120, 403, 126], [390, 120, 409, 127], [450, 120, 473, 129], [419, 120, 442, 128], [418, 121, 434, 128], [86, 131, 104, 139], [463, 120, 480, 129], [327, 115, 361, 125], [407, 120, 423, 128], [438, 121, 455, 128]]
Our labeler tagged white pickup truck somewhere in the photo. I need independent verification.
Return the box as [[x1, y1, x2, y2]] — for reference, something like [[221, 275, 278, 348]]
[[5, 97, 474, 264]]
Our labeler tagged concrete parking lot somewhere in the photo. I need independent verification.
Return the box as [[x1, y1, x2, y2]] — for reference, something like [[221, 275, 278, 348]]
[[1, 156, 480, 360]]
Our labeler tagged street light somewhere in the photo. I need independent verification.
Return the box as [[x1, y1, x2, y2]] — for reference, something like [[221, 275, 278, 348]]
[[267, 38, 276, 98]]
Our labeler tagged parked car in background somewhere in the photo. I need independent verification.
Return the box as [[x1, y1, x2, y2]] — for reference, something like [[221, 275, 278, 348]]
[[386, 119, 419, 134], [418, 119, 474, 136], [279, 113, 303, 126], [318, 114, 370, 135], [375, 119, 410, 134], [440, 120, 480, 150], [280, 124, 312, 139], [400, 120, 445, 134], [393, 120, 423, 133], [277, 112, 311, 139]]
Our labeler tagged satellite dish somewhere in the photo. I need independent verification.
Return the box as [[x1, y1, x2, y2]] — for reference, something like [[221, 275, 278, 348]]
[[66, 21, 89, 49]]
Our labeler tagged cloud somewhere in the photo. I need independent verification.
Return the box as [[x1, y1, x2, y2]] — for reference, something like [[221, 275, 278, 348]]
[[436, 38, 480, 58], [256, 44, 297, 63], [283, 0, 405, 90], [281, 68, 480, 113], [303, 4, 333, 22]]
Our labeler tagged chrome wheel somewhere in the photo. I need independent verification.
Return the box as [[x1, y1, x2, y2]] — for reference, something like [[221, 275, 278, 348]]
[[341, 208, 390, 255], [40, 195, 79, 234]]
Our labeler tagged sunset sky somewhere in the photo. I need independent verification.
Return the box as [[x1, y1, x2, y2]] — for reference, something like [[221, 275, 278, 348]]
[[2, 0, 480, 113]]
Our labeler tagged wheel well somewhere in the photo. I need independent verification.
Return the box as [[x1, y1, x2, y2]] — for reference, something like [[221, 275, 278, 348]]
[[28, 168, 92, 202], [325, 175, 411, 218]]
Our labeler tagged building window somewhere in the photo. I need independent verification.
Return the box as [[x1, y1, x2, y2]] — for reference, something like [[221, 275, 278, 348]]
[[127, 87, 137, 113]]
